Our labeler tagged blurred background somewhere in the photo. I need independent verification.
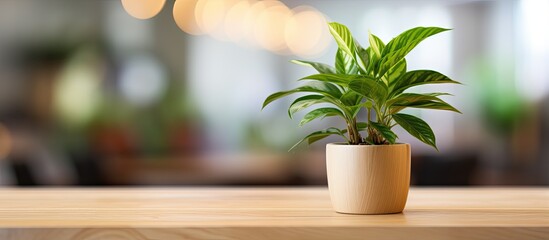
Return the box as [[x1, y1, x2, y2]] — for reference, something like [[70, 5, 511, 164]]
[[0, 0, 547, 186]]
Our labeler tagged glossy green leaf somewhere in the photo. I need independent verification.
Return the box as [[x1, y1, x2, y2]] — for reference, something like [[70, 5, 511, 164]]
[[382, 27, 450, 56], [348, 76, 388, 102], [339, 91, 362, 106], [262, 85, 340, 109], [313, 82, 343, 98], [376, 46, 412, 78], [388, 93, 459, 114], [387, 93, 444, 106], [366, 47, 379, 74], [299, 108, 345, 126], [377, 27, 449, 78], [390, 70, 460, 96], [340, 91, 364, 118], [300, 73, 372, 88], [290, 60, 336, 74], [355, 41, 369, 72], [392, 113, 437, 149], [357, 122, 368, 130], [328, 22, 357, 58], [335, 49, 359, 74], [368, 32, 385, 58], [369, 121, 397, 144], [381, 59, 406, 85], [391, 100, 461, 114], [288, 95, 326, 118], [289, 127, 347, 151]]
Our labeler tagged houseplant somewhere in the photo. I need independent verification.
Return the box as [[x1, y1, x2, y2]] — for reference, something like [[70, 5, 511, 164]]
[[262, 22, 460, 214]]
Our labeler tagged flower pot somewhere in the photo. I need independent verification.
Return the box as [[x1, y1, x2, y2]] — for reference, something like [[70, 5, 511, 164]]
[[326, 143, 410, 214]]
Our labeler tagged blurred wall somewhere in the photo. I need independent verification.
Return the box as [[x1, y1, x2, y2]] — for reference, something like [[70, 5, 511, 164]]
[[0, 0, 547, 186]]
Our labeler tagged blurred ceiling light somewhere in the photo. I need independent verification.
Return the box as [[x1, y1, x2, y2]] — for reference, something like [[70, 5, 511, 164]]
[[241, 0, 273, 47], [224, 0, 255, 43], [285, 6, 330, 58], [195, 0, 238, 40], [173, 0, 203, 35], [254, 2, 292, 52], [120, 0, 330, 56], [121, 0, 166, 19], [119, 56, 168, 107]]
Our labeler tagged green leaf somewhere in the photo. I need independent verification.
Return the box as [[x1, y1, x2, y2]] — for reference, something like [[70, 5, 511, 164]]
[[366, 47, 380, 74], [376, 46, 411, 78], [382, 27, 450, 56], [262, 85, 341, 109], [335, 49, 359, 75], [299, 108, 345, 126], [369, 121, 397, 144], [392, 100, 461, 114], [368, 31, 385, 58], [392, 113, 437, 149], [363, 101, 373, 109], [291, 60, 336, 74], [313, 82, 343, 98], [388, 93, 460, 114], [328, 22, 357, 58], [387, 93, 445, 106], [381, 59, 406, 85], [340, 91, 363, 118], [348, 76, 388, 102], [377, 27, 450, 78], [390, 70, 460, 96], [355, 41, 369, 72], [339, 91, 362, 106], [300, 73, 363, 87], [289, 127, 347, 151], [356, 122, 368, 130], [287, 95, 326, 118]]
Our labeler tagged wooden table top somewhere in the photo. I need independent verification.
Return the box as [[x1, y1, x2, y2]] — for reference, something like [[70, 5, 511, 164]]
[[0, 187, 548, 240]]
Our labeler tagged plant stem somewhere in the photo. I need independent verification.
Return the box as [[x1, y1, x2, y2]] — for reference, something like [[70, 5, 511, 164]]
[[347, 117, 362, 144]]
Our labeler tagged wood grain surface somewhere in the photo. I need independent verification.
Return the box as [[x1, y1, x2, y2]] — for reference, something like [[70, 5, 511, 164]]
[[0, 188, 548, 240]]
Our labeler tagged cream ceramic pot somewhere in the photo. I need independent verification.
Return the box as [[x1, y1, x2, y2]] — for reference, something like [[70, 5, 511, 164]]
[[326, 143, 411, 214]]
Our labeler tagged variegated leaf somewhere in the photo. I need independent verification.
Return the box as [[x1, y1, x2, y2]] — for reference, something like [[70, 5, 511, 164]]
[[382, 27, 450, 56], [288, 95, 326, 118], [328, 22, 357, 58], [291, 60, 336, 74], [299, 108, 345, 126], [289, 127, 347, 151], [368, 31, 385, 58], [392, 113, 437, 149], [335, 49, 359, 74], [348, 77, 388, 102], [390, 70, 460, 96]]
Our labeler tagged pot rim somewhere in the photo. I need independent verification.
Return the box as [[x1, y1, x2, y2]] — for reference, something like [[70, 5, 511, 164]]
[[327, 142, 410, 148]]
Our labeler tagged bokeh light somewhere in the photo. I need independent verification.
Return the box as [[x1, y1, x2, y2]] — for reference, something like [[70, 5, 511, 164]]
[[195, 0, 237, 40], [224, 0, 255, 43], [253, 3, 292, 52], [173, 0, 204, 35], [285, 6, 330, 58], [121, 0, 166, 20]]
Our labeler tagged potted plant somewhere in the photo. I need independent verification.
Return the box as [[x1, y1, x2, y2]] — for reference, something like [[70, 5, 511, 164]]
[[262, 22, 460, 214]]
